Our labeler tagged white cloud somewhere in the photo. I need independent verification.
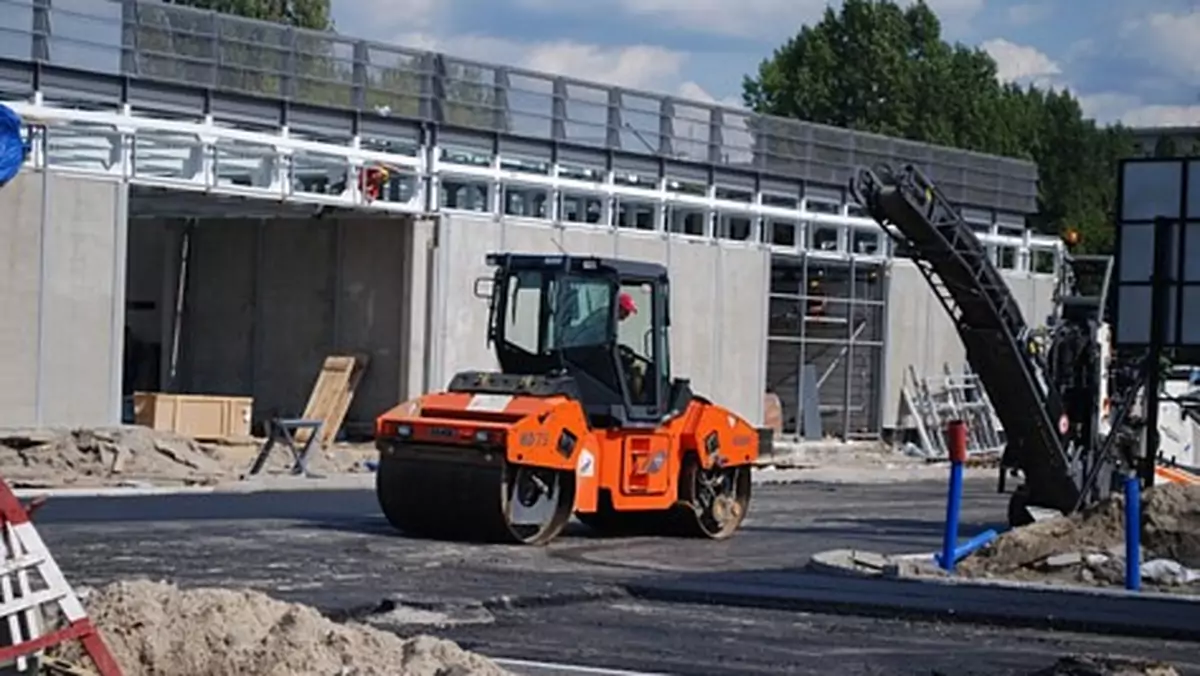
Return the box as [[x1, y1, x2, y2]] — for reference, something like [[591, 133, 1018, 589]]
[[676, 81, 743, 108], [981, 38, 1063, 87], [1121, 11, 1200, 81], [613, 0, 828, 39], [522, 42, 687, 91], [516, 0, 982, 39], [359, 30, 690, 93], [334, 0, 442, 34], [1119, 104, 1200, 128], [1005, 3, 1049, 27], [1077, 91, 1200, 128]]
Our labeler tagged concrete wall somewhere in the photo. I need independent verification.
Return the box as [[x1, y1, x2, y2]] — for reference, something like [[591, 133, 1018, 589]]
[[428, 215, 770, 425], [881, 258, 1057, 429], [126, 215, 430, 432], [0, 170, 127, 428]]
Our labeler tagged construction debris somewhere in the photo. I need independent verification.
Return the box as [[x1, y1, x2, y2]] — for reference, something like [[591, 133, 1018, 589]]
[[0, 426, 374, 488], [52, 578, 511, 676], [958, 484, 1200, 590], [1028, 654, 1180, 676]]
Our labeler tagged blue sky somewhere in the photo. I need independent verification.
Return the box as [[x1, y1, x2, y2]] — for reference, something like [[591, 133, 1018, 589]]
[[331, 0, 1200, 128]]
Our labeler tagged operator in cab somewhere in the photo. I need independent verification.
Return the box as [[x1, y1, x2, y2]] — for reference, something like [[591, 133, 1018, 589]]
[[615, 292, 648, 402], [558, 289, 647, 401]]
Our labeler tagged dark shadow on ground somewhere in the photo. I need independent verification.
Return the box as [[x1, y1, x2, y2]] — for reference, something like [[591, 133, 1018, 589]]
[[620, 563, 1200, 646], [745, 516, 1006, 539], [31, 489, 377, 524]]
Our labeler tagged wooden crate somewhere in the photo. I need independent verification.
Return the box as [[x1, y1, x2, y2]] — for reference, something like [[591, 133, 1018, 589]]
[[133, 392, 253, 440]]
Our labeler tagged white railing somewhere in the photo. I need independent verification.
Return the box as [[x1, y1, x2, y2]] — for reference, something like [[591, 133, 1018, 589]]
[[4, 98, 1064, 271]]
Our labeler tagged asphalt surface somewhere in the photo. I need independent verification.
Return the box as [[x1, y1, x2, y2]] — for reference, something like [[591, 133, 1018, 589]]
[[30, 477, 1200, 675]]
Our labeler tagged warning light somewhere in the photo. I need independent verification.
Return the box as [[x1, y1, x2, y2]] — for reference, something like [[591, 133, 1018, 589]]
[[1062, 228, 1081, 248]]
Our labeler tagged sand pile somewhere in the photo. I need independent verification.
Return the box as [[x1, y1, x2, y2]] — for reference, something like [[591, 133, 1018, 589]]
[[52, 579, 510, 676], [958, 483, 1200, 585], [0, 426, 376, 488], [0, 427, 229, 487]]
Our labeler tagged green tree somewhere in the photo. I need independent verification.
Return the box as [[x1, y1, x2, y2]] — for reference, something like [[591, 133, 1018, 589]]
[[742, 0, 1130, 254], [133, 1, 496, 129], [163, 0, 332, 30], [1154, 135, 1179, 158]]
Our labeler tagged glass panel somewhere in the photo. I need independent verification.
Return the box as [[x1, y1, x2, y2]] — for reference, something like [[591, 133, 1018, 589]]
[[552, 275, 613, 349], [1122, 161, 1181, 220], [617, 280, 656, 405], [1119, 223, 1154, 282], [1116, 286, 1151, 345], [503, 271, 543, 353], [1182, 286, 1200, 345], [560, 193, 604, 224], [1185, 223, 1200, 281]]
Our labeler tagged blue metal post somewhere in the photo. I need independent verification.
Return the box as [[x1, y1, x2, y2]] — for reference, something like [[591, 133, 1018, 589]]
[[940, 420, 968, 572], [1125, 473, 1141, 591]]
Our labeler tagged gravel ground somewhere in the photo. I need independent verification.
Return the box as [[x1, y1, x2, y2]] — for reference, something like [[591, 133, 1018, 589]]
[[27, 478, 1200, 675]]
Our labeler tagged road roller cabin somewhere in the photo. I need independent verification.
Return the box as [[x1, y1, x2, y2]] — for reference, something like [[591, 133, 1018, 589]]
[[374, 253, 759, 545]]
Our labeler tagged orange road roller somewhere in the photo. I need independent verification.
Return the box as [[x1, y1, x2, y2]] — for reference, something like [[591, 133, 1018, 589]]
[[374, 253, 761, 545]]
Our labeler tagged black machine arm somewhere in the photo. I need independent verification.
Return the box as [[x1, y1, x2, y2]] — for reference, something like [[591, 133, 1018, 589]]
[[849, 163, 1112, 520]]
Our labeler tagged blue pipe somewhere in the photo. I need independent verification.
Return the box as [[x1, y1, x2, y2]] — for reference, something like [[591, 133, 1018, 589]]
[[940, 461, 963, 571], [1125, 473, 1140, 591], [935, 528, 999, 568]]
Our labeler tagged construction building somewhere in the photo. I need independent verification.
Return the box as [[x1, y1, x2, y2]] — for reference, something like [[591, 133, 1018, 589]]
[[0, 0, 1062, 442]]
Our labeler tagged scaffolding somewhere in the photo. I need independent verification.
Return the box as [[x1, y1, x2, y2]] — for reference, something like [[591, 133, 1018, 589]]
[[900, 363, 1006, 459], [766, 254, 886, 441]]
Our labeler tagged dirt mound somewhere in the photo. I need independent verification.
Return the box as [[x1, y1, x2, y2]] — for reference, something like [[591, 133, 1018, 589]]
[[959, 483, 1200, 580], [1028, 655, 1179, 676], [54, 578, 510, 676], [0, 426, 375, 488], [0, 427, 229, 487]]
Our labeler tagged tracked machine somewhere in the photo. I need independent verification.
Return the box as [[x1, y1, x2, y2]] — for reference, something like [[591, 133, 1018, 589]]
[[374, 253, 759, 545], [850, 163, 1139, 527]]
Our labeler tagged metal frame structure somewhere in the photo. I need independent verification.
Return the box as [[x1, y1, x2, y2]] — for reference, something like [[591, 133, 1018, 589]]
[[1113, 158, 1200, 355], [766, 254, 887, 439], [0, 0, 1068, 441]]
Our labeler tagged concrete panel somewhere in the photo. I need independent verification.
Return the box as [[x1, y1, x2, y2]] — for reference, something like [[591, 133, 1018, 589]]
[[0, 170, 127, 428], [713, 244, 771, 424], [39, 173, 127, 426], [334, 218, 407, 423], [181, 221, 257, 398], [255, 219, 337, 418], [0, 171, 45, 424], [399, 218, 435, 400], [434, 214, 504, 387], [664, 238, 716, 398], [615, 230, 667, 267], [561, 225, 617, 257], [882, 258, 1057, 430]]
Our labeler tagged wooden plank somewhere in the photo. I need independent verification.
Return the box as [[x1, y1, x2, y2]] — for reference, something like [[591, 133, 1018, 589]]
[[294, 354, 370, 447], [321, 356, 369, 447]]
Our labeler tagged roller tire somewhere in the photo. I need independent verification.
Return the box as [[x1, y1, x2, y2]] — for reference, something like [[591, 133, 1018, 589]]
[[674, 456, 752, 539], [375, 449, 574, 545]]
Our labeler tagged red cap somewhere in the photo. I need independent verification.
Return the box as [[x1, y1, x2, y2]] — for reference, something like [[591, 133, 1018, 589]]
[[618, 292, 637, 314]]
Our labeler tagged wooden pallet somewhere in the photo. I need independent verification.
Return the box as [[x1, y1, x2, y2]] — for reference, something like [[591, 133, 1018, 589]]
[[293, 354, 370, 448]]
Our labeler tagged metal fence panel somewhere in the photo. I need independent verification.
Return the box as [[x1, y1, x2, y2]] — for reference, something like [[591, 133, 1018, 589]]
[[0, 0, 1040, 213]]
